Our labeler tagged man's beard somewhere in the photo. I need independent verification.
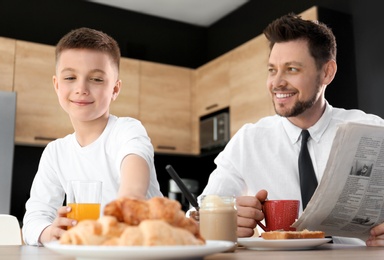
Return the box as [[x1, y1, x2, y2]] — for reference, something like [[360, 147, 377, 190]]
[[273, 95, 316, 117], [273, 78, 322, 118]]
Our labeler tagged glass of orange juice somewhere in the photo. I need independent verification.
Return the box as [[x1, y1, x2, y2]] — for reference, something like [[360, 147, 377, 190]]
[[66, 180, 102, 228]]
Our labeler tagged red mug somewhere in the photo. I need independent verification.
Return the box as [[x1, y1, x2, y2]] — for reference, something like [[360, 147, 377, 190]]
[[257, 200, 299, 232]]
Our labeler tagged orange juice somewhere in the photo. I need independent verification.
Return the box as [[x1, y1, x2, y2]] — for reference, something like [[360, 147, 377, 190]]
[[67, 203, 100, 223]]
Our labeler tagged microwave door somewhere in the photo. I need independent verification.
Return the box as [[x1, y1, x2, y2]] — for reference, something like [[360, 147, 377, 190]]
[[200, 119, 213, 149], [200, 111, 229, 151]]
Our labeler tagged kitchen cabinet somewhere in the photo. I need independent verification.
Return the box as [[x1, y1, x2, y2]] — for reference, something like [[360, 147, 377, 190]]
[[139, 61, 192, 154], [191, 34, 271, 151], [300, 6, 317, 20], [190, 75, 199, 154], [191, 52, 231, 154], [194, 53, 231, 117], [191, 36, 273, 151], [228, 34, 274, 136], [110, 57, 140, 119], [13, 40, 73, 145], [0, 37, 16, 92]]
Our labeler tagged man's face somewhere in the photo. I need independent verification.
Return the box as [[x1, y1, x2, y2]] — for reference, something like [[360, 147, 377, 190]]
[[266, 39, 323, 118]]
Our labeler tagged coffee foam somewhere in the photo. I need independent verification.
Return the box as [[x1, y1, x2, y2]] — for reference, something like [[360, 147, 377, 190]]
[[201, 195, 235, 209]]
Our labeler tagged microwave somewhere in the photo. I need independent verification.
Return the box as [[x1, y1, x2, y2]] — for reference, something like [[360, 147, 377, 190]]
[[200, 112, 230, 151]]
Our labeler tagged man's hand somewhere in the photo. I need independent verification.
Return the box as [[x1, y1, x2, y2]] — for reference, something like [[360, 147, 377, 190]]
[[366, 223, 384, 246], [236, 189, 268, 237]]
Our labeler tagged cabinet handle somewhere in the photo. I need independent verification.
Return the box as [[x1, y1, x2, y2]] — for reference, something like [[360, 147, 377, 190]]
[[157, 145, 176, 150], [206, 104, 218, 110], [34, 136, 57, 141]]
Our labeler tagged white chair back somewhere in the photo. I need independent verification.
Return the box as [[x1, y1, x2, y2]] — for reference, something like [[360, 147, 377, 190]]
[[0, 214, 22, 245]]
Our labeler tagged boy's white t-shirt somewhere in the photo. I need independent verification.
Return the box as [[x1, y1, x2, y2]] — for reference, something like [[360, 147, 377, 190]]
[[22, 115, 163, 246]]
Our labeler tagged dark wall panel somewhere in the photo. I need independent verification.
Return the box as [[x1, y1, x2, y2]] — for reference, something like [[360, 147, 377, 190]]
[[0, 0, 206, 68]]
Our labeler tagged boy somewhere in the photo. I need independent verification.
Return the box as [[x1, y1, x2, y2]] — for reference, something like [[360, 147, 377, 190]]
[[22, 27, 162, 246]]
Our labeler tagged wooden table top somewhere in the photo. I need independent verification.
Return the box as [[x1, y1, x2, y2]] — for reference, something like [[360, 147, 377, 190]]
[[1, 243, 383, 260], [207, 244, 384, 260]]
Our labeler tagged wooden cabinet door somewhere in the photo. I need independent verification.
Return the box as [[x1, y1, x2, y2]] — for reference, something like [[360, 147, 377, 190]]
[[110, 57, 140, 119], [300, 6, 317, 20], [13, 40, 73, 145], [229, 35, 274, 136], [194, 53, 231, 117], [0, 37, 16, 92], [140, 61, 192, 154]]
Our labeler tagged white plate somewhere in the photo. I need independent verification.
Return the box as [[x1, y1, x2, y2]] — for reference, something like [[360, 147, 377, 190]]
[[44, 240, 234, 260], [238, 237, 331, 251]]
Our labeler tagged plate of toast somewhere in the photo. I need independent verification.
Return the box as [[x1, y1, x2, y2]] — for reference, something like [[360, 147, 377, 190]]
[[238, 230, 331, 250]]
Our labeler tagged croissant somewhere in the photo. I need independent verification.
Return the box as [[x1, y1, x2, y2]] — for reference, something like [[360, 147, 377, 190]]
[[104, 197, 202, 240], [60, 216, 127, 245], [105, 220, 204, 246], [104, 197, 150, 225], [61, 197, 205, 246], [97, 215, 127, 237]]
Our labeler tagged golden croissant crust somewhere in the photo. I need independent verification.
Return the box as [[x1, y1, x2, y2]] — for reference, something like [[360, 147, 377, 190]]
[[60, 216, 125, 245], [108, 219, 204, 246], [103, 197, 203, 241]]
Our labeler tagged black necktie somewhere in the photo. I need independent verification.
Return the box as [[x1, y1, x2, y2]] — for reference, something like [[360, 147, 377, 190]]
[[298, 130, 318, 209]]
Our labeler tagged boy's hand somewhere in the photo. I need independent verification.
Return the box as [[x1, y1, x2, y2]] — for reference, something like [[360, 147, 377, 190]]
[[38, 206, 77, 244]]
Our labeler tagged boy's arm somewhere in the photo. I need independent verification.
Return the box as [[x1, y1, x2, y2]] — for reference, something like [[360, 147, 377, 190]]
[[118, 154, 150, 200]]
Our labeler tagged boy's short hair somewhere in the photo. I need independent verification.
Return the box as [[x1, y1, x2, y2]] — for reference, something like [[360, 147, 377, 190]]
[[55, 27, 121, 70], [263, 13, 337, 70]]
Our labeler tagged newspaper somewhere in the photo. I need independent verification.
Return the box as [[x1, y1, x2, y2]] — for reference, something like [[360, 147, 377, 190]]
[[292, 122, 384, 241]]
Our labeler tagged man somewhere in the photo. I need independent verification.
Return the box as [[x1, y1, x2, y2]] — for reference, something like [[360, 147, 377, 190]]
[[200, 13, 384, 246]]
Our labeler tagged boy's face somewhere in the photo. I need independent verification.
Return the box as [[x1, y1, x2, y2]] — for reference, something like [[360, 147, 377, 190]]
[[53, 49, 120, 123]]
